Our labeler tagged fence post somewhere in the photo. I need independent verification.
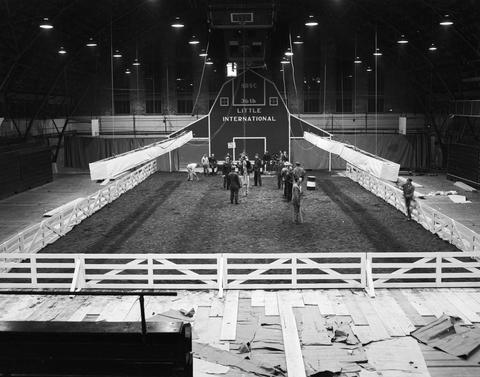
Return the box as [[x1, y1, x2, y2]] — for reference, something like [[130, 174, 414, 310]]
[[147, 255, 154, 288], [217, 254, 224, 298], [435, 254, 442, 287], [365, 254, 375, 298], [70, 257, 86, 292], [30, 255, 38, 286], [292, 256, 297, 288]]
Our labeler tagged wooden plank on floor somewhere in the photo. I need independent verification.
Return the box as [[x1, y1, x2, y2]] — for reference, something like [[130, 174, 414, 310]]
[[365, 337, 430, 377], [209, 296, 225, 318], [0, 295, 42, 321], [389, 290, 431, 327], [422, 290, 471, 324], [402, 289, 437, 317], [374, 291, 415, 335], [281, 290, 305, 308], [293, 306, 331, 346], [251, 290, 265, 307], [342, 291, 368, 325], [456, 291, 480, 316], [265, 291, 279, 316], [220, 290, 239, 341], [301, 290, 318, 305], [351, 324, 374, 345], [316, 291, 335, 315], [327, 290, 350, 316], [354, 295, 390, 342], [99, 296, 137, 321], [442, 291, 480, 323], [278, 292, 306, 377]]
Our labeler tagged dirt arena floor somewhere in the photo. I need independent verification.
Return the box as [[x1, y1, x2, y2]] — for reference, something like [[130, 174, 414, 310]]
[[40, 171, 458, 255]]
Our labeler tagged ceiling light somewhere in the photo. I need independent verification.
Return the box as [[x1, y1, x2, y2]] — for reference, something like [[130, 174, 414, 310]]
[[305, 15, 318, 27], [132, 58, 140, 66], [315, 78, 321, 84], [439, 14, 453, 26], [347, 74, 353, 78], [125, 69, 131, 74], [366, 67, 373, 72], [397, 35, 408, 44], [354, 56, 362, 64], [280, 57, 290, 64], [58, 46, 67, 54], [171, 17, 184, 28], [284, 48, 293, 57], [199, 49, 208, 57], [113, 49, 122, 58], [373, 48, 382, 56], [86, 37, 97, 47], [189, 35, 200, 45], [293, 35, 304, 45], [39, 17, 53, 29], [205, 57, 213, 65], [176, 77, 182, 81], [428, 43, 437, 51]]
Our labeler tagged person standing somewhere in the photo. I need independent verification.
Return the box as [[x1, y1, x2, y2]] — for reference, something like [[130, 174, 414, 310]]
[[284, 164, 293, 202], [222, 156, 232, 189], [201, 154, 209, 176], [263, 150, 271, 172], [228, 167, 241, 204], [186, 163, 199, 181], [253, 153, 263, 186], [241, 155, 251, 196], [209, 154, 217, 175], [292, 178, 303, 224], [402, 178, 415, 220], [276, 160, 284, 189], [293, 161, 306, 188]]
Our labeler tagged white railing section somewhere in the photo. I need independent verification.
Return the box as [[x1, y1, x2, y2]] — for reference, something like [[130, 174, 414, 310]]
[[1, 252, 480, 297], [0, 161, 157, 258], [345, 163, 480, 254]]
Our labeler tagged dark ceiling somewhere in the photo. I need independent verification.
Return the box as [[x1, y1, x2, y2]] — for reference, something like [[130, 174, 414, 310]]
[[1, 0, 479, 117]]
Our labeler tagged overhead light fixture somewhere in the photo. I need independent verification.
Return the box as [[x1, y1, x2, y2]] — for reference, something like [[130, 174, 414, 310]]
[[132, 58, 140, 66], [315, 78, 321, 84], [439, 14, 453, 26], [397, 34, 408, 44], [305, 15, 318, 27], [58, 46, 67, 54], [125, 69, 131, 74], [347, 74, 353, 78], [373, 48, 382, 56], [366, 67, 373, 72], [284, 48, 293, 57], [189, 35, 200, 45], [293, 35, 304, 45], [40, 17, 53, 29], [113, 49, 122, 58], [86, 37, 97, 47], [171, 17, 184, 28], [428, 43, 437, 51], [280, 57, 290, 64], [176, 77, 182, 81], [354, 56, 362, 64], [199, 49, 208, 57], [205, 57, 213, 65]]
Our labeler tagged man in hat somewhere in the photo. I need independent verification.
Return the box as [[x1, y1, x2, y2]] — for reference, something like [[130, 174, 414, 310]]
[[402, 178, 415, 220], [222, 156, 232, 189], [228, 167, 241, 204], [253, 153, 263, 186], [293, 161, 306, 188]]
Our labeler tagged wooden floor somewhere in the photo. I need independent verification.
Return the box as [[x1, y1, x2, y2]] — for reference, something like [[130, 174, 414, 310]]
[[2, 288, 480, 377]]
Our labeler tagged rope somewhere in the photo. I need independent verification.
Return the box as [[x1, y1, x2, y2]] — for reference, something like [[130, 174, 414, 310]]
[[191, 40, 210, 115]]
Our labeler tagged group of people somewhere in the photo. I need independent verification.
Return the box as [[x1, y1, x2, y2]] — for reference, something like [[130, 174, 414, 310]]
[[187, 151, 305, 223]]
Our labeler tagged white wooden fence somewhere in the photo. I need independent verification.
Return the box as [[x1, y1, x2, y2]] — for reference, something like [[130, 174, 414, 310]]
[[0, 161, 157, 258], [1, 252, 480, 297], [345, 163, 480, 254]]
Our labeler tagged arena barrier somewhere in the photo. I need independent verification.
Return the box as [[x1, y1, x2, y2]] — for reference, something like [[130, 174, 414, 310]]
[[345, 163, 480, 254], [0, 160, 157, 258], [1, 251, 480, 297]]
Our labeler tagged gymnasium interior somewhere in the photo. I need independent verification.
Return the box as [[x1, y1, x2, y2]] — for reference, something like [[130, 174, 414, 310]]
[[0, 1, 480, 376]]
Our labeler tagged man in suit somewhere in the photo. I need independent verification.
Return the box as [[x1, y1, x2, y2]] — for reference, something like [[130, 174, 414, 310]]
[[228, 167, 241, 204], [253, 153, 263, 186], [402, 178, 415, 220], [222, 156, 232, 189]]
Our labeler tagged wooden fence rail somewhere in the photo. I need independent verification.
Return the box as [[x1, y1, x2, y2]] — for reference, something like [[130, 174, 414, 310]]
[[1, 252, 480, 297], [0, 161, 157, 259], [345, 163, 480, 254]]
